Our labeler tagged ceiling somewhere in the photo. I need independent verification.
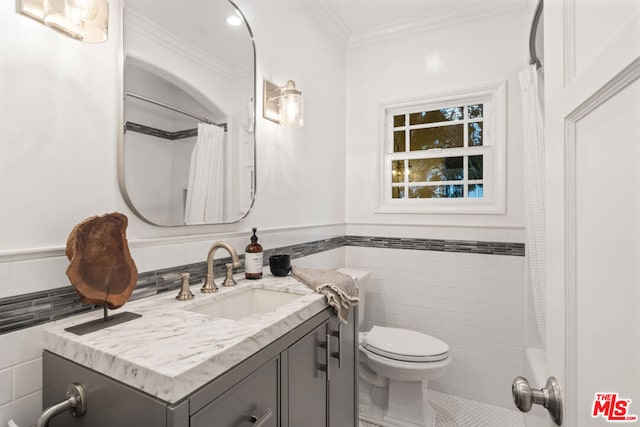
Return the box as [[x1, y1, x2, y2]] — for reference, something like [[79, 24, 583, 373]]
[[327, 0, 496, 32], [123, 0, 528, 70], [300, 0, 527, 46]]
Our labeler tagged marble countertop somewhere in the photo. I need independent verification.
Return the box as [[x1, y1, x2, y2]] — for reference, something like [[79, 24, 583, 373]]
[[43, 274, 327, 403]]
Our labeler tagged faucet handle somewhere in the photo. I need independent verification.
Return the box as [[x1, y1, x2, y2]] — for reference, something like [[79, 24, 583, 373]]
[[221, 264, 237, 287], [176, 272, 194, 300]]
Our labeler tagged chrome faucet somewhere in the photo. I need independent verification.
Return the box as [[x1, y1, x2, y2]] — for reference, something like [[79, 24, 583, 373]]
[[202, 241, 241, 293]]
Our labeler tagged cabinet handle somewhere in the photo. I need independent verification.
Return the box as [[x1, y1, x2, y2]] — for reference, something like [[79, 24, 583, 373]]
[[331, 323, 342, 368], [317, 333, 331, 381], [249, 408, 272, 426]]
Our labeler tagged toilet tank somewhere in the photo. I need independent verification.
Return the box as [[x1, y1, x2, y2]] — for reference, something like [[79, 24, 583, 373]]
[[337, 268, 370, 329]]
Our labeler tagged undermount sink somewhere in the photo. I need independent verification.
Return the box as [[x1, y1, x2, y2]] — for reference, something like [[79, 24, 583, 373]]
[[187, 288, 304, 320]]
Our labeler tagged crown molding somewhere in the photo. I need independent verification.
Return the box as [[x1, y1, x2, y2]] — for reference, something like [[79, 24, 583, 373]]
[[298, 0, 350, 47], [125, 9, 252, 80], [350, 0, 526, 47], [303, 0, 526, 49]]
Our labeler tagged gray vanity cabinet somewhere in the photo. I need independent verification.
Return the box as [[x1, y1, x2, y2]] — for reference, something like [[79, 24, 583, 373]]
[[287, 318, 329, 427], [191, 358, 278, 427], [328, 315, 357, 427], [43, 351, 172, 427], [286, 310, 357, 427], [42, 307, 357, 427]]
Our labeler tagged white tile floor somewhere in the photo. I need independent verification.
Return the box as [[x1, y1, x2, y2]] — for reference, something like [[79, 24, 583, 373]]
[[359, 390, 525, 427]]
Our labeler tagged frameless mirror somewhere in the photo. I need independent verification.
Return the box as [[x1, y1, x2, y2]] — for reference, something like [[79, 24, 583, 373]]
[[119, 0, 255, 226]]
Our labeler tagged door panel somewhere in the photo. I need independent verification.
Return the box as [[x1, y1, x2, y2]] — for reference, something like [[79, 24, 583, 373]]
[[572, 79, 640, 426], [545, 0, 640, 426]]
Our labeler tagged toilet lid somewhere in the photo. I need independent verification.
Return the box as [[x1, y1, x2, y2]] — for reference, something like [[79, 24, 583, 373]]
[[362, 326, 449, 362]]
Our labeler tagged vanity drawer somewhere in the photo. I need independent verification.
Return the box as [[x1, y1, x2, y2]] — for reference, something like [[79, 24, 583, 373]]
[[190, 357, 279, 427]]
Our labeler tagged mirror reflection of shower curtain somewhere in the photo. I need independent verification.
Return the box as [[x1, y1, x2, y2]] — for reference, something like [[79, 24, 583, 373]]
[[519, 64, 546, 343], [184, 123, 224, 224]]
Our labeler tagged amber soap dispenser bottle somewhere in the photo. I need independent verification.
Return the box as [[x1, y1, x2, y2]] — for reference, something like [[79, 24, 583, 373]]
[[244, 227, 263, 279]]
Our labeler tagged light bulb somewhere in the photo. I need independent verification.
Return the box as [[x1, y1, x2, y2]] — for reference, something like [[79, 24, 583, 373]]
[[226, 15, 242, 26], [280, 94, 303, 128], [278, 81, 304, 128]]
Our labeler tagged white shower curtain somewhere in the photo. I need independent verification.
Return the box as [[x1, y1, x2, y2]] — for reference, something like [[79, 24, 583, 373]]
[[184, 123, 224, 224], [519, 64, 546, 343]]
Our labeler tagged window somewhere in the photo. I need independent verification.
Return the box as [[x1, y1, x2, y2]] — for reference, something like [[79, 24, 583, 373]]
[[379, 83, 506, 214]]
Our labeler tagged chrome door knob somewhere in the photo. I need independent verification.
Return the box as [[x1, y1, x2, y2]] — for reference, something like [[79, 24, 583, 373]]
[[512, 376, 563, 425]]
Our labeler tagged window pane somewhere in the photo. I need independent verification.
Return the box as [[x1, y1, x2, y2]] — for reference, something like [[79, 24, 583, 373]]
[[409, 185, 464, 199], [393, 115, 405, 127], [468, 104, 483, 118], [391, 161, 405, 183], [468, 155, 483, 180], [468, 184, 483, 198], [392, 187, 405, 199], [410, 107, 463, 125], [468, 122, 483, 146], [393, 131, 405, 152], [409, 157, 463, 182], [410, 124, 463, 151]]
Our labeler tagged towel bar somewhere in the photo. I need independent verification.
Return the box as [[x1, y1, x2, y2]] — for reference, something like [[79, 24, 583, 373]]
[[36, 384, 86, 427]]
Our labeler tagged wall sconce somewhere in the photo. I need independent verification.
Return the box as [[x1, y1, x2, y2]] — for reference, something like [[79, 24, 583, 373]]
[[263, 79, 304, 128], [18, 0, 109, 43]]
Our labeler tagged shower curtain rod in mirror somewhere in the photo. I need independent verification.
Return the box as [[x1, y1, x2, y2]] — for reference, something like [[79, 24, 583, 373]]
[[125, 91, 227, 130], [529, 0, 543, 69]]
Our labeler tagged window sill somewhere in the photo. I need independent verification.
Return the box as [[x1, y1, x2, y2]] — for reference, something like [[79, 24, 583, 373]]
[[376, 199, 506, 215]]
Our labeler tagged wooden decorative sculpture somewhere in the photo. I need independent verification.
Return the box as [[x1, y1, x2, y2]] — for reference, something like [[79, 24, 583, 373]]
[[66, 212, 138, 310]]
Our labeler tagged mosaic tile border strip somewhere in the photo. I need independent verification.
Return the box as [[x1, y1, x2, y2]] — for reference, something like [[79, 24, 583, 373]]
[[0, 235, 522, 335], [346, 236, 525, 256]]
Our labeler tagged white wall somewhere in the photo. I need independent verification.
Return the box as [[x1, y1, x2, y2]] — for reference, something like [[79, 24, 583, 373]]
[[344, 5, 531, 411], [345, 7, 529, 230], [0, 0, 346, 424], [0, 4, 120, 254]]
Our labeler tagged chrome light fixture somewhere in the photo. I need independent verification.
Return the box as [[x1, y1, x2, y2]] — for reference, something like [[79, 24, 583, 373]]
[[263, 79, 304, 128], [18, 0, 109, 43]]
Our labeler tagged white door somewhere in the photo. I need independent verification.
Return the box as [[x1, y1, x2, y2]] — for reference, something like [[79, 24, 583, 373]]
[[545, 0, 640, 426]]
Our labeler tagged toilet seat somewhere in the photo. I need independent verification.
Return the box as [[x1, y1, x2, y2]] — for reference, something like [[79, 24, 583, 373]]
[[362, 326, 449, 362]]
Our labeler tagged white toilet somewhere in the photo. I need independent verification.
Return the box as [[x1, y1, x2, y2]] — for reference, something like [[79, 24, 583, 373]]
[[338, 269, 451, 427]]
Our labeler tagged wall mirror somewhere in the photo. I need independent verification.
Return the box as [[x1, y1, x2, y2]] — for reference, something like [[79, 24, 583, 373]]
[[119, 0, 255, 226]]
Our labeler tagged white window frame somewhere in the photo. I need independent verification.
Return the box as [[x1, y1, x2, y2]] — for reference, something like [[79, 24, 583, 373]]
[[377, 82, 507, 215]]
